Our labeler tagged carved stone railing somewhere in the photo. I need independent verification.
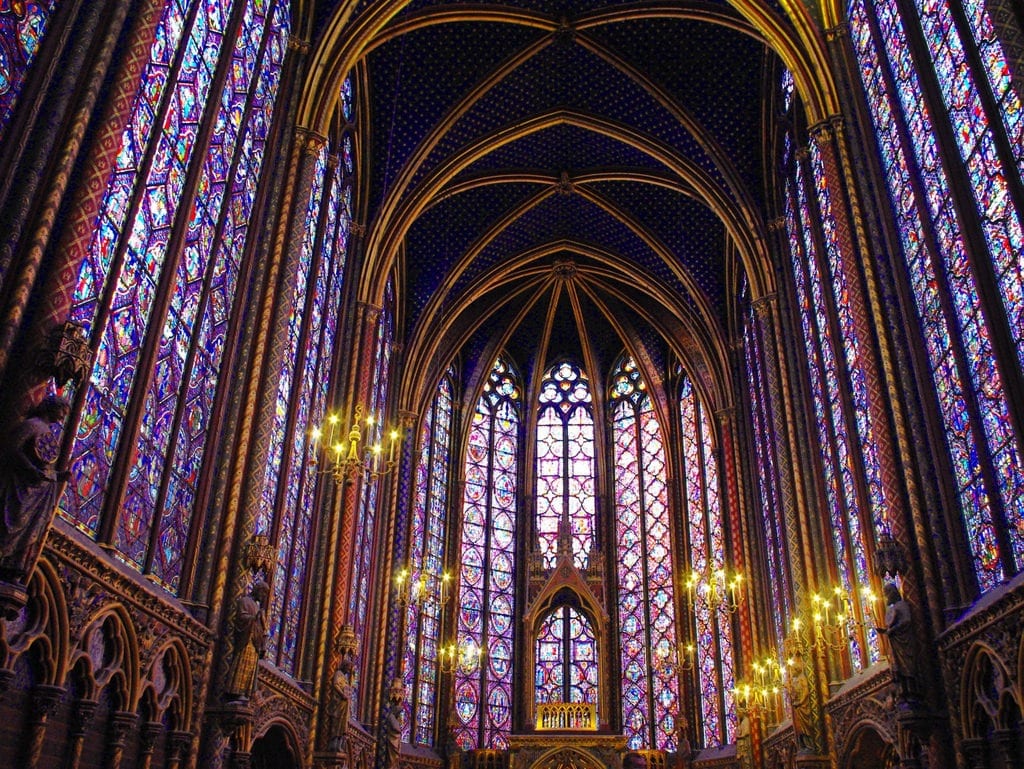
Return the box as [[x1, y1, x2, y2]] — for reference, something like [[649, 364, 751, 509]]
[[535, 702, 597, 730]]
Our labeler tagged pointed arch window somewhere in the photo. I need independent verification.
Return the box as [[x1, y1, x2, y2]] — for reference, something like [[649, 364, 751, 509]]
[[536, 361, 595, 570], [848, 0, 1024, 588], [679, 376, 736, 747], [404, 365, 455, 746], [60, 0, 290, 593], [454, 357, 519, 750], [610, 356, 680, 750]]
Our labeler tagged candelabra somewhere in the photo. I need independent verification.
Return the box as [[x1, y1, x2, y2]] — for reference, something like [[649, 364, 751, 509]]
[[653, 639, 696, 674], [394, 566, 454, 609], [310, 404, 402, 483], [438, 638, 484, 674], [733, 654, 786, 722], [683, 567, 744, 613]]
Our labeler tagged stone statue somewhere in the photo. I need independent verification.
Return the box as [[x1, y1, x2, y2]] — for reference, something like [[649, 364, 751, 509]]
[[382, 692, 403, 769], [736, 714, 752, 769], [1, 395, 70, 582], [876, 581, 919, 701], [223, 577, 270, 702], [787, 653, 814, 753], [328, 656, 355, 751]]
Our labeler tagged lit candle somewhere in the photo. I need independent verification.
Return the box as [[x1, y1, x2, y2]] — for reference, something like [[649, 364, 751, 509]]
[[389, 429, 399, 464]]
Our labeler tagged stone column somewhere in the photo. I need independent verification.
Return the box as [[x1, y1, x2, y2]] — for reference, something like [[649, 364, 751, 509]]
[[63, 698, 99, 769], [22, 684, 64, 769], [105, 710, 138, 769]]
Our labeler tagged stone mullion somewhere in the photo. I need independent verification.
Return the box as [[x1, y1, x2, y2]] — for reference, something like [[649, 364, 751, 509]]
[[5, 0, 164, 422], [0, 0, 84, 195], [0, 0, 123, 374], [665, 386, 698, 752], [752, 296, 811, 610]]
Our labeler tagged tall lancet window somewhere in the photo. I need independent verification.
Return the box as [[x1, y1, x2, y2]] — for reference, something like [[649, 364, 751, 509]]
[[254, 80, 354, 673], [848, 0, 1024, 589], [404, 366, 455, 746], [536, 361, 595, 569], [454, 357, 520, 750], [680, 376, 736, 746], [611, 356, 680, 750], [60, 0, 290, 593]]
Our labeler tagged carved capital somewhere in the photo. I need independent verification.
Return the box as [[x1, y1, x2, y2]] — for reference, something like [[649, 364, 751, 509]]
[[296, 127, 328, 156], [108, 710, 138, 747], [287, 35, 310, 54], [751, 293, 777, 320], [70, 699, 99, 736], [139, 720, 164, 755], [166, 730, 193, 762], [30, 684, 65, 721]]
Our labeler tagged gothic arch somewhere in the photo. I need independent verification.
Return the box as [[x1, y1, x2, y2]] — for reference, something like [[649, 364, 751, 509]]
[[70, 606, 139, 710], [0, 558, 69, 685], [962, 643, 1021, 738], [529, 745, 606, 769], [838, 721, 897, 769]]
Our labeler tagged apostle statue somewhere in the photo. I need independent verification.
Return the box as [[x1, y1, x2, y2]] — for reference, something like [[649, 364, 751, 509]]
[[1, 395, 70, 583], [382, 682, 404, 769], [787, 652, 814, 753], [328, 655, 356, 751], [223, 577, 270, 702], [876, 581, 920, 701]]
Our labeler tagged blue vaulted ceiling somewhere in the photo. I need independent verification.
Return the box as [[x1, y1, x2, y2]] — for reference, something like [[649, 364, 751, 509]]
[[331, 0, 786, 398]]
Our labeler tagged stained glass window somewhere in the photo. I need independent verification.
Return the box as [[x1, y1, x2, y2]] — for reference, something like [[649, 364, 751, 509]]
[[679, 376, 736, 746], [785, 147, 877, 668], [455, 357, 519, 750], [536, 361, 595, 570], [0, 0, 59, 144], [848, 0, 1024, 586], [610, 356, 680, 751], [60, 0, 290, 592], [404, 367, 455, 746], [743, 307, 790, 649], [534, 604, 598, 707]]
